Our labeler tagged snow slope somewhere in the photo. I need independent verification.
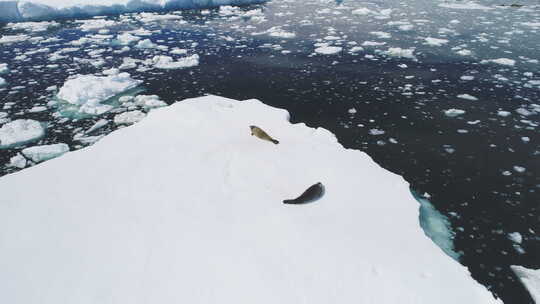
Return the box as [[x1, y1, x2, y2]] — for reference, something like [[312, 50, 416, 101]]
[[0, 95, 501, 304], [0, 0, 267, 22]]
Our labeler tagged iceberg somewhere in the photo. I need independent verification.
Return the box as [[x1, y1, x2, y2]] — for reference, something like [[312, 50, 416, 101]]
[[0, 0, 267, 22], [0, 95, 501, 304], [511, 266, 540, 303]]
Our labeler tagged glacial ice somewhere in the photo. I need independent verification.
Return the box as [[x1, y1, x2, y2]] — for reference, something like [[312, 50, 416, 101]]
[[511, 266, 540, 303]]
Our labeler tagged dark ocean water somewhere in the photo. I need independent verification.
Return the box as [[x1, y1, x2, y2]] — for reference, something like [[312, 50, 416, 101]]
[[0, 0, 539, 302]]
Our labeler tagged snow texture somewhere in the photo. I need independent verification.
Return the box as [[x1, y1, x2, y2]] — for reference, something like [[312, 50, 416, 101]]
[[0, 95, 501, 304], [0, 0, 267, 22], [0, 119, 45, 148], [511, 266, 540, 303]]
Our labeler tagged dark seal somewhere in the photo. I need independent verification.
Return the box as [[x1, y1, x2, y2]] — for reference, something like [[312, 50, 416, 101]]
[[283, 182, 325, 204]]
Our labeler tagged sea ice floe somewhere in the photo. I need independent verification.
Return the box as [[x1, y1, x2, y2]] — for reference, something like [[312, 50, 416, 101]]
[[114, 110, 146, 125], [0, 34, 30, 44], [133, 95, 167, 109], [22, 143, 70, 163], [57, 73, 142, 115], [314, 46, 342, 55], [267, 27, 296, 39], [507, 232, 523, 244], [383, 47, 416, 60], [115, 33, 141, 45], [0, 63, 9, 74], [457, 94, 478, 101], [481, 58, 516, 66], [0, 119, 45, 149], [444, 109, 466, 117], [150, 55, 200, 69], [0, 77, 6, 87], [135, 39, 158, 49], [8, 154, 27, 169], [6, 21, 59, 32], [424, 37, 449, 46]]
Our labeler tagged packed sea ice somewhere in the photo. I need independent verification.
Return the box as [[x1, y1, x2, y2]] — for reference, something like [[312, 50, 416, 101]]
[[0, 95, 502, 304]]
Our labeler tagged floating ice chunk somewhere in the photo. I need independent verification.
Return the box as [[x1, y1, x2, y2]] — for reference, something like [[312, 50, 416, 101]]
[[456, 49, 472, 56], [6, 21, 59, 32], [85, 119, 109, 134], [0, 34, 30, 44], [28, 106, 47, 113], [513, 166, 526, 173], [351, 7, 373, 15], [424, 37, 449, 46], [315, 46, 342, 55], [78, 19, 118, 31], [151, 55, 200, 69], [508, 232, 523, 244], [267, 27, 296, 39], [349, 46, 364, 53], [57, 73, 142, 115], [515, 108, 533, 116], [133, 95, 167, 109], [114, 110, 146, 125], [0, 77, 6, 87], [511, 266, 540, 303], [119, 57, 139, 70], [115, 33, 141, 45], [137, 12, 182, 22], [0, 63, 8, 74], [370, 31, 391, 39], [481, 58, 516, 66], [457, 94, 478, 101], [135, 39, 157, 49], [460, 75, 474, 81], [22, 143, 69, 163], [9, 153, 27, 169], [383, 47, 416, 60], [497, 110, 511, 117], [0, 119, 45, 148], [369, 129, 385, 135], [444, 109, 466, 117], [439, 2, 493, 10], [362, 41, 386, 46], [170, 48, 188, 55]]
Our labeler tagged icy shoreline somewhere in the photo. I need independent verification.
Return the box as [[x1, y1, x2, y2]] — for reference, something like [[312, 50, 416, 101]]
[[0, 0, 267, 22], [0, 95, 501, 303]]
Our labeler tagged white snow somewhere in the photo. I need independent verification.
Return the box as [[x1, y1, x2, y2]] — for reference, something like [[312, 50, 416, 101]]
[[21, 143, 69, 162], [150, 54, 200, 69], [0, 119, 45, 148], [0, 95, 501, 304], [113, 110, 146, 125], [511, 266, 540, 303], [57, 73, 142, 115], [314, 46, 342, 55]]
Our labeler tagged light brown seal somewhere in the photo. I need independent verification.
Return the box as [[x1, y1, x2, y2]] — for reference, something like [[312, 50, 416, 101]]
[[249, 125, 279, 144]]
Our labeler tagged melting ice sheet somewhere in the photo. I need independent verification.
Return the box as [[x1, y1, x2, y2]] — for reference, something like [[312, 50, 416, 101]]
[[0, 95, 501, 304]]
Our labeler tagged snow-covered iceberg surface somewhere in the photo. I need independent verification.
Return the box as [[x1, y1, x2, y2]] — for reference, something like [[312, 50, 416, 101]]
[[511, 266, 540, 303], [0, 96, 501, 304], [0, 0, 267, 22]]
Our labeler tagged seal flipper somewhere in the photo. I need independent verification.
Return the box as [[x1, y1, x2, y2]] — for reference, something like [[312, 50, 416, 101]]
[[283, 199, 297, 204], [271, 139, 279, 144]]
